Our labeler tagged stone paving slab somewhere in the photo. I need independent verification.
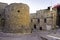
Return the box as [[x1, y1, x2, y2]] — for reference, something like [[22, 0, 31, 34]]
[[0, 32, 41, 40], [0, 29, 60, 40]]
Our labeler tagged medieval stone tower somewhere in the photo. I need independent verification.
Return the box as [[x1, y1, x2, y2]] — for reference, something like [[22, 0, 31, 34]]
[[3, 3, 31, 33], [0, 3, 8, 31]]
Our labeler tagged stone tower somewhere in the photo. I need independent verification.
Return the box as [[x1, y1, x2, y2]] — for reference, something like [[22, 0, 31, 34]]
[[0, 2, 8, 31], [3, 3, 31, 33]]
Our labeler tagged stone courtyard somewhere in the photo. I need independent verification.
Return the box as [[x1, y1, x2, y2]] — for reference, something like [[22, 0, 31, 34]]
[[0, 29, 60, 40], [0, 2, 60, 40]]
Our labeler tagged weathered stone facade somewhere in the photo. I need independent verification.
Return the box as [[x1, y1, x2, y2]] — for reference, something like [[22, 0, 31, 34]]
[[0, 2, 8, 31], [0, 2, 58, 33], [3, 3, 31, 33], [36, 9, 49, 30], [50, 8, 57, 29], [30, 13, 39, 30], [30, 7, 57, 30]]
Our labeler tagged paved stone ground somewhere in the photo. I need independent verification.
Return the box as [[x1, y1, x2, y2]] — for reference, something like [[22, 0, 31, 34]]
[[0, 29, 60, 40], [0, 31, 41, 40]]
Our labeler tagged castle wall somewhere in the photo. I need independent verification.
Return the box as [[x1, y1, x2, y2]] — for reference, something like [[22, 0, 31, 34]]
[[3, 3, 31, 33], [0, 3, 8, 31]]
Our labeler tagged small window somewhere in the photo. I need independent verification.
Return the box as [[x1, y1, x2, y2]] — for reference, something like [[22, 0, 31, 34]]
[[44, 18, 46, 23], [17, 10, 20, 13], [38, 19, 40, 23]]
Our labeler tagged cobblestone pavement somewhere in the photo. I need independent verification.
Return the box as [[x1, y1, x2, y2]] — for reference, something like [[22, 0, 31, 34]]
[[0, 29, 60, 40]]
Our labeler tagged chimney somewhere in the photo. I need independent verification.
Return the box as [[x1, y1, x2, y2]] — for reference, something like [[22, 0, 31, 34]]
[[48, 7, 50, 10], [47, 6, 52, 11]]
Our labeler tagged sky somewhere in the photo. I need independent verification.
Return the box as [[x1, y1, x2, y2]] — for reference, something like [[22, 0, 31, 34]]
[[0, 0, 60, 13]]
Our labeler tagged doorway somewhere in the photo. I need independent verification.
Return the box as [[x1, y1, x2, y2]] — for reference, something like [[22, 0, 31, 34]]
[[34, 24, 36, 29], [39, 27, 42, 30]]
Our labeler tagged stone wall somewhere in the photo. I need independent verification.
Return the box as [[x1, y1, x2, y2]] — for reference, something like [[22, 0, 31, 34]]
[[3, 3, 31, 33], [52, 8, 57, 29], [30, 11, 38, 30], [36, 9, 49, 30], [0, 2, 8, 31]]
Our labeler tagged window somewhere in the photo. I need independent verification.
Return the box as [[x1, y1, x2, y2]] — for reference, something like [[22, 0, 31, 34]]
[[0, 14, 1, 17], [44, 18, 46, 23], [0, 14, 1, 16], [38, 19, 40, 23], [17, 10, 20, 13]]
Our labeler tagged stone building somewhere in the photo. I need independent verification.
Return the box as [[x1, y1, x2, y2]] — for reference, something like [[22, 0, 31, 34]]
[[3, 3, 31, 33], [30, 7, 57, 30], [30, 13, 39, 30], [0, 2, 8, 31], [51, 8, 57, 29], [53, 5, 60, 28], [0, 2, 58, 33], [36, 9, 49, 30]]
